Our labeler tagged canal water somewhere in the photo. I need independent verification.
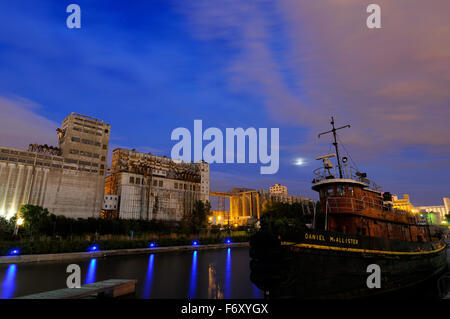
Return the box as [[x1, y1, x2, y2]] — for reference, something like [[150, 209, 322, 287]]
[[0, 247, 264, 299]]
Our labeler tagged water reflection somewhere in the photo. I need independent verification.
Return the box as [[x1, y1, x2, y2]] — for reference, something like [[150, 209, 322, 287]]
[[1, 264, 17, 299], [225, 248, 231, 298], [208, 263, 223, 299], [0, 247, 260, 299], [142, 254, 155, 299], [189, 251, 197, 298], [253, 284, 263, 298], [84, 258, 97, 284]]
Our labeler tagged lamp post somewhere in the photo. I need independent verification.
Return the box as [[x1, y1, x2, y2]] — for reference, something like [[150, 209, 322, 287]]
[[14, 217, 24, 235]]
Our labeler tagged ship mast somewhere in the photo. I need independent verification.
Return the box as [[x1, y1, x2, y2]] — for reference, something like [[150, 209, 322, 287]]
[[318, 116, 350, 178]]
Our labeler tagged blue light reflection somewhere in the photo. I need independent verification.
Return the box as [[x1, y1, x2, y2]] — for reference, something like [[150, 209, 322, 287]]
[[142, 254, 155, 299], [1, 264, 17, 299], [84, 258, 97, 284], [225, 248, 231, 298], [188, 250, 198, 298]]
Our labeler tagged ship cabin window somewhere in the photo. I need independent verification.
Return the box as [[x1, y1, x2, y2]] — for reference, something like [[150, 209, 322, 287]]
[[326, 187, 334, 196], [337, 185, 345, 196], [348, 186, 354, 196]]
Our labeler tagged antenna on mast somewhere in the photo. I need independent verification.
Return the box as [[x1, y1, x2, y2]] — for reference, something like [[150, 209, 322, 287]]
[[318, 116, 350, 178]]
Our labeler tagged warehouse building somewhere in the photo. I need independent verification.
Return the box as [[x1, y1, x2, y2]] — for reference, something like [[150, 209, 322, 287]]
[[104, 148, 210, 221], [0, 113, 110, 219]]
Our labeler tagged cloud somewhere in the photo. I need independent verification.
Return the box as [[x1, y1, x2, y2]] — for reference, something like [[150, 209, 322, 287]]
[[0, 95, 58, 149], [178, 0, 450, 160]]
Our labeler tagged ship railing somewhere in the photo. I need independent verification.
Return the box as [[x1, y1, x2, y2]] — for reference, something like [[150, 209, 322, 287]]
[[313, 164, 382, 191], [326, 196, 392, 213]]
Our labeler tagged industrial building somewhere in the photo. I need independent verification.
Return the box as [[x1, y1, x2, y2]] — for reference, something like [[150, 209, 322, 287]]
[[0, 113, 110, 219], [392, 194, 450, 225], [209, 188, 312, 226], [104, 148, 210, 221]]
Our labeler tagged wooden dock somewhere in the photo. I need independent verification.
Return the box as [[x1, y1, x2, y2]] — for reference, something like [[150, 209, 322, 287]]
[[15, 279, 137, 299]]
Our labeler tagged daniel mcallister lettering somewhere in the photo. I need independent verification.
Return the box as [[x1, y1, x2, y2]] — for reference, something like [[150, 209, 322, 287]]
[[304, 232, 359, 246]]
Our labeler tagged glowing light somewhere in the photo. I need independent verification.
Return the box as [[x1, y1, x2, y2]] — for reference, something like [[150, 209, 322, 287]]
[[294, 158, 306, 166], [208, 217, 212, 222], [149, 242, 156, 248], [192, 241, 199, 246], [225, 239, 232, 244], [7, 209, 16, 220], [16, 218, 24, 226], [233, 224, 238, 228], [88, 245, 98, 252], [218, 216, 222, 221], [8, 249, 20, 256]]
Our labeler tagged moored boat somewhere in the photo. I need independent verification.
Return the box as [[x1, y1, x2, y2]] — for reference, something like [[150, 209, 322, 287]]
[[249, 117, 448, 298]]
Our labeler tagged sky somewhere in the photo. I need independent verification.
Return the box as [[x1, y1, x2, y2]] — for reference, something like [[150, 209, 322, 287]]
[[0, 0, 449, 206]]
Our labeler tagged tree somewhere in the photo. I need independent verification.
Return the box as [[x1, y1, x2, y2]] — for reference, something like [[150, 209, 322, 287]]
[[260, 201, 308, 237], [19, 205, 50, 237], [0, 216, 14, 239], [182, 200, 211, 234]]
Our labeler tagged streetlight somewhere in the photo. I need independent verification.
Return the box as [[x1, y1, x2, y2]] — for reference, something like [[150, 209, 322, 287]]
[[14, 217, 24, 235]]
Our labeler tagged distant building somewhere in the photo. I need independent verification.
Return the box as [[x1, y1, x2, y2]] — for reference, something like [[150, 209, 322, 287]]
[[270, 183, 287, 196], [105, 148, 210, 221], [444, 197, 450, 215], [209, 187, 312, 226], [392, 194, 449, 225], [0, 113, 110, 219], [392, 194, 416, 214], [417, 197, 450, 225]]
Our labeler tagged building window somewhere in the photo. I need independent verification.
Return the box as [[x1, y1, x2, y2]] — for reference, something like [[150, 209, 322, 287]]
[[153, 180, 158, 186], [159, 180, 163, 187], [184, 184, 187, 190], [136, 178, 140, 185], [174, 183, 178, 189], [129, 176, 134, 184], [103, 144, 107, 150]]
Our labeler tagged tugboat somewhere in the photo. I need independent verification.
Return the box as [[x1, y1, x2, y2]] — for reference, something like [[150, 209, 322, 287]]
[[249, 117, 448, 298]]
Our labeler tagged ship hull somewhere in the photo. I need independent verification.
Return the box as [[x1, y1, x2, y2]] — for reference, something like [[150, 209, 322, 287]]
[[249, 231, 448, 299]]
